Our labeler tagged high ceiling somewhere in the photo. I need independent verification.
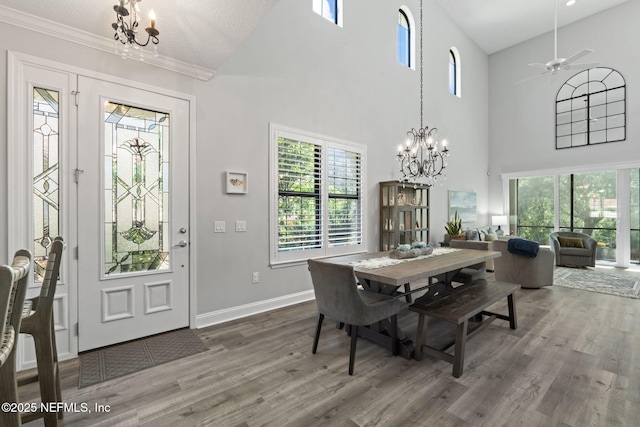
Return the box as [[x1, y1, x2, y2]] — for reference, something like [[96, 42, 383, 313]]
[[433, 0, 631, 54], [0, 0, 631, 76]]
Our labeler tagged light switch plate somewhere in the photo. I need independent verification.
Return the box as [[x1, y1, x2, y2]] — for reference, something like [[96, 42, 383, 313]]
[[214, 221, 226, 233], [236, 220, 247, 232]]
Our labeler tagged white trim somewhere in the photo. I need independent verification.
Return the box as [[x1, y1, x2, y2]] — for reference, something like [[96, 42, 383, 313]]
[[0, 5, 215, 81], [501, 161, 640, 180], [196, 290, 315, 329], [269, 123, 367, 266], [8, 51, 199, 363]]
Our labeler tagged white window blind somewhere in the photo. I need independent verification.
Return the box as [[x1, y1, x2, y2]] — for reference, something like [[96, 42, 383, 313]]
[[270, 124, 365, 265]]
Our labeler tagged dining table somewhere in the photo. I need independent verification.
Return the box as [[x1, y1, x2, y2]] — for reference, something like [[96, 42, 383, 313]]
[[317, 247, 502, 359]]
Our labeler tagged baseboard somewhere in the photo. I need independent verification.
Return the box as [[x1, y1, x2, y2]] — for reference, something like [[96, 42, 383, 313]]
[[196, 290, 315, 329]]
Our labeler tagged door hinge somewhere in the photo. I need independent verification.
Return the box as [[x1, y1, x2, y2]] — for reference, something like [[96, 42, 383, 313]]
[[74, 168, 84, 184], [74, 323, 79, 336], [73, 246, 79, 260], [71, 90, 80, 106]]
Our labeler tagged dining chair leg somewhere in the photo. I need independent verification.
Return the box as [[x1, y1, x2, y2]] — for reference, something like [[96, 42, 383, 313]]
[[0, 349, 21, 427], [348, 325, 358, 375], [51, 319, 62, 421], [312, 313, 324, 354], [33, 332, 59, 426]]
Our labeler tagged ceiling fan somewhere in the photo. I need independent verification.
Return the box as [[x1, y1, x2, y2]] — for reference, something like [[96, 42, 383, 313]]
[[516, 0, 598, 84]]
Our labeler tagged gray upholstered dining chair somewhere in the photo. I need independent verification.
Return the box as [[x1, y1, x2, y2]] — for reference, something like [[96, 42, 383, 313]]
[[0, 249, 32, 427], [307, 259, 408, 375]]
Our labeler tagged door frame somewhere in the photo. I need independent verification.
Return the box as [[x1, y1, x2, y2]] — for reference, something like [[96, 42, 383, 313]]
[[7, 51, 198, 365]]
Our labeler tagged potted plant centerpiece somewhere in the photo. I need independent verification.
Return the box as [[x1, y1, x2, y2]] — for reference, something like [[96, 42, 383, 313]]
[[445, 210, 466, 241]]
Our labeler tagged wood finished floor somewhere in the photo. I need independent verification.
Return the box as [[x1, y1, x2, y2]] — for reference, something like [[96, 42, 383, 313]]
[[18, 272, 640, 427]]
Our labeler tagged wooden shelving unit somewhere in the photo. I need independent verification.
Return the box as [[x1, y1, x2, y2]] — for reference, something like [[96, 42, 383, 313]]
[[379, 181, 430, 251]]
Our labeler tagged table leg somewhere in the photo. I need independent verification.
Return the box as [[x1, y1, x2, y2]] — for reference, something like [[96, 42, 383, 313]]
[[414, 313, 426, 361], [507, 293, 517, 329], [452, 320, 469, 378]]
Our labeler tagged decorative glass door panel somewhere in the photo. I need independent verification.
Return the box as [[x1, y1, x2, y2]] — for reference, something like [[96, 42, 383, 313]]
[[78, 76, 189, 351], [33, 87, 60, 282], [103, 102, 170, 276]]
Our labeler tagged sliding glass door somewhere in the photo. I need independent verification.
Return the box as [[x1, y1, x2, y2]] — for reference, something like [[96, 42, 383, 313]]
[[509, 176, 554, 244], [559, 171, 617, 262], [632, 169, 639, 264], [508, 168, 638, 266]]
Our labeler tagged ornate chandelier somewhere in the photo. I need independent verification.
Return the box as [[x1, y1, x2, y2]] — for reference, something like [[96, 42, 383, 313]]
[[112, 0, 159, 60], [397, 0, 449, 186]]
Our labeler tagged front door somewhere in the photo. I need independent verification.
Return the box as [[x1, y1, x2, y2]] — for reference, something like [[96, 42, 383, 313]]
[[77, 76, 190, 351]]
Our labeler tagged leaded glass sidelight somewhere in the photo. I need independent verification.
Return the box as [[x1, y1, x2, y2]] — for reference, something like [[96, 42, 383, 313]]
[[104, 102, 170, 275], [33, 88, 60, 282]]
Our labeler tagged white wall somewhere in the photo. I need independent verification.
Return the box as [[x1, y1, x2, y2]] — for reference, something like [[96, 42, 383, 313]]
[[0, 0, 489, 321], [196, 0, 489, 315], [488, 0, 640, 214]]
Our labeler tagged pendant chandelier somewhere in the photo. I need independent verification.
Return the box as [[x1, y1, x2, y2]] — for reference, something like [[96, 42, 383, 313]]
[[397, 0, 449, 186], [112, 0, 159, 60]]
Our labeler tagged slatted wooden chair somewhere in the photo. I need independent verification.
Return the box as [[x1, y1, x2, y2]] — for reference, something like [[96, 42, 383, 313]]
[[0, 249, 32, 427], [19, 237, 64, 426]]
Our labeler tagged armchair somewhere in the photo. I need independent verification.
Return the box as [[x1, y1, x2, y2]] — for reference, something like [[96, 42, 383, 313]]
[[492, 240, 554, 289], [549, 232, 597, 267]]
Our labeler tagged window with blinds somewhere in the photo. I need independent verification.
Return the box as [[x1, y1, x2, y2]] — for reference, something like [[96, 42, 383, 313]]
[[270, 124, 365, 265]]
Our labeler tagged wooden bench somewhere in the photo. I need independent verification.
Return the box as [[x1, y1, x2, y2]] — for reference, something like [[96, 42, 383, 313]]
[[409, 279, 518, 378]]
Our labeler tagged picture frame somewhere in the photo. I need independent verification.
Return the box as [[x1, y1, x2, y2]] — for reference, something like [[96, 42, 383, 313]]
[[448, 190, 477, 223], [226, 171, 248, 194]]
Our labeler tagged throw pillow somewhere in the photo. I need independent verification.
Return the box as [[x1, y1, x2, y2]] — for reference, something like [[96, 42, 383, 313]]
[[465, 229, 479, 241], [558, 237, 585, 248], [485, 233, 496, 241]]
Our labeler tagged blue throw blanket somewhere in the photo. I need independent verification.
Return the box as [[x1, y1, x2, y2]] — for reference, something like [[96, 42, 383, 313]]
[[508, 238, 540, 258]]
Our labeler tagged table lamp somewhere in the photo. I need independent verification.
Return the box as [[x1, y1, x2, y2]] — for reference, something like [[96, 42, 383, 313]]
[[492, 215, 508, 236]]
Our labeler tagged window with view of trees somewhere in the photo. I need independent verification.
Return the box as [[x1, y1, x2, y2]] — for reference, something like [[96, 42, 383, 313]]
[[270, 125, 364, 265], [632, 169, 639, 264], [509, 169, 639, 265], [559, 171, 617, 261], [509, 176, 555, 244]]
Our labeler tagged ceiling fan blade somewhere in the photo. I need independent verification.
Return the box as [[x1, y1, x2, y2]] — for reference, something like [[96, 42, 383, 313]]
[[528, 62, 549, 69], [563, 49, 593, 65], [563, 61, 600, 70], [515, 70, 550, 85]]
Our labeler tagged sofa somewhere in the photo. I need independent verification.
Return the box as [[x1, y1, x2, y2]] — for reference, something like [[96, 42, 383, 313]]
[[449, 236, 511, 272], [492, 239, 554, 289], [549, 231, 597, 267]]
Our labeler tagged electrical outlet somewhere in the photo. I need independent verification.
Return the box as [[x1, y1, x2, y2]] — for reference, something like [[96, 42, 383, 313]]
[[252, 272, 259, 284]]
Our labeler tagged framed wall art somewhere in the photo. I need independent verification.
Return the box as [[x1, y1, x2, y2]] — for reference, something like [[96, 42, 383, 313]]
[[226, 171, 248, 194], [448, 190, 476, 223]]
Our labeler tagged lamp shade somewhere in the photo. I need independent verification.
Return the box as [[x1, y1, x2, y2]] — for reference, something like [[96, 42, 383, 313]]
[[492, 215, 508, 226]]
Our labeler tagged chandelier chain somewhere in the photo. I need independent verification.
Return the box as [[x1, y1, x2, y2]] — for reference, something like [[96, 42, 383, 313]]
[[395, 0, 450, 186], [420, 0, 423, 130]]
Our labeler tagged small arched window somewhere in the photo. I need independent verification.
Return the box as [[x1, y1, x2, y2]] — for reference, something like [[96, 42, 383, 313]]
[[449, 48, 461, 97], [313, 0, 342, 26], [398, 10, 410, 67]]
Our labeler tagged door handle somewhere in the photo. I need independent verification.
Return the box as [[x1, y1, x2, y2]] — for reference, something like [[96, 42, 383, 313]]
[[173, 240, 188, 248]]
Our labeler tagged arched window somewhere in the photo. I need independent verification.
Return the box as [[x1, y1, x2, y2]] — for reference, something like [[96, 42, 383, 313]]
[[449, 48, 461, 97], [313, 0, 342, 26], [556, 67, 626, 149], [398, 10, 410, 67]]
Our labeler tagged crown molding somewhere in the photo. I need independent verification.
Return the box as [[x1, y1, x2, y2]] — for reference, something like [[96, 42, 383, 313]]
[[0, 5, 215, 81]]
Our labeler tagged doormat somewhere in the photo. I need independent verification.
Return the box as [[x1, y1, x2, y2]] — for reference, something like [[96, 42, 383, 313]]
[[554, 267, 640, 299], [78, 328, 209, 388]]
